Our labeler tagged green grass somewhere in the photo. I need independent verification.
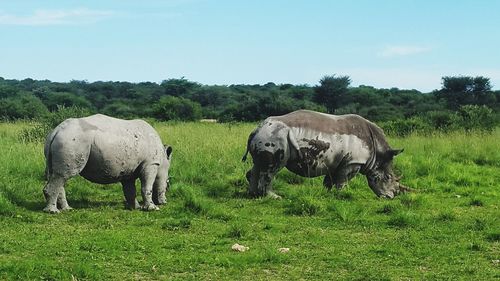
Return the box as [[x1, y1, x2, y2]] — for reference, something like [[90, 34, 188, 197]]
[[0, 122, 499, 280]]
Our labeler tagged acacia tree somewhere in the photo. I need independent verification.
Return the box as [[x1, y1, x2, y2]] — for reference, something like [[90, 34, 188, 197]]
[[313, 75, 351, 113], [437, 76, 494, 109], [160, 78, 200, 98]]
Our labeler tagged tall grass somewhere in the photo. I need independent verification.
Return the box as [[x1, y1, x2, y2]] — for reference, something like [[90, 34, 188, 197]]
[[0, 122, 498, 280]]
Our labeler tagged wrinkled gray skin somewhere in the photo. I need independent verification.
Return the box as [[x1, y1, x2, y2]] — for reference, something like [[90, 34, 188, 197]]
[[43, 114, 172, 213], [243, 110, 408, 199]]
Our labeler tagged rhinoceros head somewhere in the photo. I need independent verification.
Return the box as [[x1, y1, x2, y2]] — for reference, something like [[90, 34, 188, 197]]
[[153, 145, 173, 205], [367, 148, 407, 198]]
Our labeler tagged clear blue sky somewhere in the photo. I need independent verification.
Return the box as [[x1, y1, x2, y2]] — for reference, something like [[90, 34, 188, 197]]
[[1, 0, 499, 92]]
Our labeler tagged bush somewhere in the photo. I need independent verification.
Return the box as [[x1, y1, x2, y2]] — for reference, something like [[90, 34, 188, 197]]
[[457, 105, 495, 133], [19, 105, 93, 143], [152, 96, 202, 121], [425, 110, 460, 132], [0, 94, 49, 120], [380, 118, 431, 137]]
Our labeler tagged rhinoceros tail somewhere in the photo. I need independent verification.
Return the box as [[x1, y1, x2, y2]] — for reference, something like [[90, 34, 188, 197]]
[[45, 130, 60, 179], [242, 129, 258, 162]]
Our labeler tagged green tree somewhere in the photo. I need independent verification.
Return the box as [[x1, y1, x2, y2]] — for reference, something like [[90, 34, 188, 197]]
[[313, 75, 351, 112], [437, 76, 494, 109], [43, 92, 93, 111], [160, 78, 201, 98]]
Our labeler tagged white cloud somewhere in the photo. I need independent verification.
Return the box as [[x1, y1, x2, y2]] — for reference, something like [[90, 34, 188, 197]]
[[0, 8, 115, 26], [379, 45, 432, 58]]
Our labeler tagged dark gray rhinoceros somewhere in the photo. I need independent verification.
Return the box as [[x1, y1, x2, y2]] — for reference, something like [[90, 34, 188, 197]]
[[242, 110, 410, 199], [43, 114, 172, 213]]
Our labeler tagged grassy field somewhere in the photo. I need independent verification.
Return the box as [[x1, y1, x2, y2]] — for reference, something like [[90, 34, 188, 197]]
[[0, 121, 499, 280]]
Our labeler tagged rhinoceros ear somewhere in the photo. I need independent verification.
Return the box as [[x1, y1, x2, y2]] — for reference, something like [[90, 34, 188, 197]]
[[388, 148, 404, 158], [164, 145, 173, 159]]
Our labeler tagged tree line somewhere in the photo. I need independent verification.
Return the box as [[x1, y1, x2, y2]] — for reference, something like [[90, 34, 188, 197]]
[[1, 75, 499, 128]]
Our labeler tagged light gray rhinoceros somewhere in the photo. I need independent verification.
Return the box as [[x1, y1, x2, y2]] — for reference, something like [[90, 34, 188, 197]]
[[242, 110, 410, 199], [43, 114, 172, 213]]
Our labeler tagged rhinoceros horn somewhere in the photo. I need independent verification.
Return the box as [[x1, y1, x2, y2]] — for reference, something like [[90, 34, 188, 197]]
[[398, 183, 414, 193]]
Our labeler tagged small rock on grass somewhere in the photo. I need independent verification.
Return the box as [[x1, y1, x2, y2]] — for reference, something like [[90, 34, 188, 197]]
[[278, 247, 290, 253], [231, 243, 249, 252]]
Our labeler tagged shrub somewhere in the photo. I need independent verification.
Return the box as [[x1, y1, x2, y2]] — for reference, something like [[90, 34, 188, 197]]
[[380, 118, 431, 137], [0, 93, 49, 120], [457, 105, 495, 133], [152, 96, 202, 121], [19, 105, 93, 143], [424, 110, 460, 132]]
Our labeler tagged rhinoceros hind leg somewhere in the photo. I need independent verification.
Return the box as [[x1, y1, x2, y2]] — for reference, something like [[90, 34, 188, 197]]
[[43, 176, 66, 214], [246, 166, 261, 197], [140, 165, 160, 211], [121, 180, 140, 210], [57, 188, 72, 211]]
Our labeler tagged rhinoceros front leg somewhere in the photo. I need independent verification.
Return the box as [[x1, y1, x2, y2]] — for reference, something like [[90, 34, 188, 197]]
[[323, 174, 334, 191], [121, 179, 140, 210], [152, 181, 167, 205], [259, 170, 282, 199], [140, 165, 160, 211], [247, 165, 281, 199], [249, 165, 282, 199], [331, 164, 362, 190], [43, 176, 67, 214], [246, 165, 260, 197]]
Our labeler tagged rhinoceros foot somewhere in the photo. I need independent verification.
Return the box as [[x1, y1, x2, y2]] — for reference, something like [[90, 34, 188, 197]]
[[142, 203, 160, 211], [125, 200, 141, 210], [59, 205, 73, 212], [43, 206, 60, 214], [267, 191, 282, 200]]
